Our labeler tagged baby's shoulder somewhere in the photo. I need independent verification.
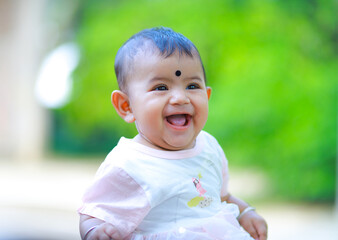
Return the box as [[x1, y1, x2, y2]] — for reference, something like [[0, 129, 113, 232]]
[[94, 142, 135, 176], [199, 130, 217, 140], [199, 131, 222, 149]]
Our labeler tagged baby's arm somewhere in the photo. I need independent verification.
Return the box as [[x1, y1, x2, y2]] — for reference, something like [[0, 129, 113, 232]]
[[79, 214, 121, 240], [221, 194, 268, 240]]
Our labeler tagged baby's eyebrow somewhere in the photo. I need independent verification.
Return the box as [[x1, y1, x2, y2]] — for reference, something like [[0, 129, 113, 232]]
[[149, 76, 173, 83], [184, 76, 203, 81]]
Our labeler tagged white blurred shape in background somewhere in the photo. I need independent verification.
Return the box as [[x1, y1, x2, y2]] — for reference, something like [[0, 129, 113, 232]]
[[35, 42, 80, 108]]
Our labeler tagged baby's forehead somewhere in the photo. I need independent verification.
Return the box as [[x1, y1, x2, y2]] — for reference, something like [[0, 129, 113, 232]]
[[130, 49, 202, 78]]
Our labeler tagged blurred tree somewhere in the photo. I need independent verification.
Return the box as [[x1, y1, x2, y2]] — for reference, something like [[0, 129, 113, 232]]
[[54, 0, 337, 201]]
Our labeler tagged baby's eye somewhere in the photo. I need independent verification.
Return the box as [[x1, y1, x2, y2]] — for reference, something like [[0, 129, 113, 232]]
[[186, 83, 200, 90], [153, 85, 168, 91]]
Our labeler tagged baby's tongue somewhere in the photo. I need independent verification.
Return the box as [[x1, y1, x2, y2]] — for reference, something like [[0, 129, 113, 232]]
[[167, 114, 186, 126]]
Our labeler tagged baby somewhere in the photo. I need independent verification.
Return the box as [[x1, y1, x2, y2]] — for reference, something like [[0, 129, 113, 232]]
[[79, 27, 267, 240]]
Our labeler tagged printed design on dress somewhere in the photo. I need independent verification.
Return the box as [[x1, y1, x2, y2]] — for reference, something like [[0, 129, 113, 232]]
[[187, 173, 213, 208]]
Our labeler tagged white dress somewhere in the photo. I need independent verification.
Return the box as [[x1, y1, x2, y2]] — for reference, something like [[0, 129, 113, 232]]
[[79, 131, 253, 240]]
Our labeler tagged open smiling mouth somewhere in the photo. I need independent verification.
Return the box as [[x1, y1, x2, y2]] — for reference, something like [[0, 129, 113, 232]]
[[166, 114, 192, 127]]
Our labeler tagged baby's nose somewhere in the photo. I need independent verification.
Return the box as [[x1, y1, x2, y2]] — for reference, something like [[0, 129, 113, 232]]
[[169, 89, 190, 105]]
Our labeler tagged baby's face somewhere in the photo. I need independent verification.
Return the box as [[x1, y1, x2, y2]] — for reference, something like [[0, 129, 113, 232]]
[[126, 50, 210, 151]]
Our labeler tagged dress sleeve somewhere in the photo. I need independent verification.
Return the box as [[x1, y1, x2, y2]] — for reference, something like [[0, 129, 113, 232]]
[[78, 166, 151, 239]]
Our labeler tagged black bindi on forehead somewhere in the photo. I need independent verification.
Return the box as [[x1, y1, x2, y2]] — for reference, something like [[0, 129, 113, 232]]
[[175, 70, 181, 77]]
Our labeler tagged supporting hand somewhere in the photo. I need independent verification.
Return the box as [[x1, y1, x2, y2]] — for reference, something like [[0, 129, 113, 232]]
[[239, 210, 268, 240]]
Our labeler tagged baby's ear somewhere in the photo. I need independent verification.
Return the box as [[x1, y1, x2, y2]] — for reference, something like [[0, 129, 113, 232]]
[[206, 87, 212, 100], [111, 90, 135, 123]]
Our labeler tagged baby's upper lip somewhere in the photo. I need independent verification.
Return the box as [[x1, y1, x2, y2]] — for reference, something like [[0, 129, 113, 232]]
[[165, 112, 192, 118], [164, 106, 193, 118]]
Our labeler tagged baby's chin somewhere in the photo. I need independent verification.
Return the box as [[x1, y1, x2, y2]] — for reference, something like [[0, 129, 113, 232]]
[[158, 138, 196, 151]]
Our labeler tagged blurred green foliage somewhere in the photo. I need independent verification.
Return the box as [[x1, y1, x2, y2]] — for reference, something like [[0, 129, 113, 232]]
[[54, 0, 337, 201]]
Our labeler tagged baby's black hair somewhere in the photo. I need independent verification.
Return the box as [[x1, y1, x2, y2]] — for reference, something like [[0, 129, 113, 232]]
[[114, 27, 206, 91]]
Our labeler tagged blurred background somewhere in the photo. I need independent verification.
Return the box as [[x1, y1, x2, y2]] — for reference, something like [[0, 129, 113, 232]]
[[0, 0, 337, 239]]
